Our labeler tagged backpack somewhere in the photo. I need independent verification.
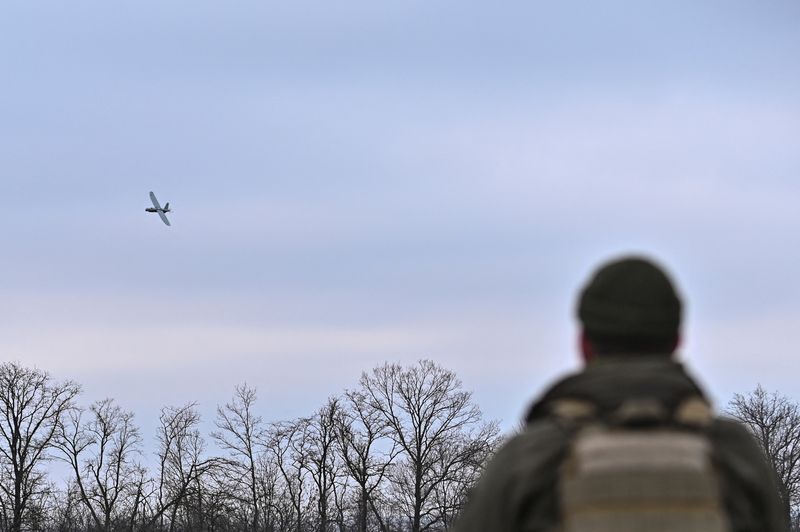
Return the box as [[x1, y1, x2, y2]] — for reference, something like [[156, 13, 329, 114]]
[[551, 396, 731, 532]]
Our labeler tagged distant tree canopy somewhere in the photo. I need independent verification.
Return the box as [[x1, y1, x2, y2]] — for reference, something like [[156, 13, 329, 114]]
[[0, 359, 499, 532], [0, 362, 80, 532], [1, 359, 795, 532], [727, 385, 800, 528]]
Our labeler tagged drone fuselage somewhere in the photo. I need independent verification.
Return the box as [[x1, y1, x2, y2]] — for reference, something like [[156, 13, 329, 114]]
[[147, 192, 172, 226]]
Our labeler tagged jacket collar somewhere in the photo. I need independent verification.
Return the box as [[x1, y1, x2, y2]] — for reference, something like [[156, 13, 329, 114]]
[[525, 356, 709, 424]]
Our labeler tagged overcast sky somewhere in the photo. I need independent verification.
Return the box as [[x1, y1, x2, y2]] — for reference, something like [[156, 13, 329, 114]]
[[1, 0, 799, 447]]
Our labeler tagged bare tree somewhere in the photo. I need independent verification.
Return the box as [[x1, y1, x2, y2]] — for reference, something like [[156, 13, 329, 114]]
[[253, 453, 283, 532], [212, 383, 266, 531], [48, 480, 88, 532], [428, 423, 499, 528], [360, 360, 496, 532], [0, 362, 80, 532], [150, 402, 217, 531], [335, 389, 397, 532], [305, 398, 342, 532], [728, 385, 800, 519], [269, 419, 312, 532], [0, 359, 506, 531], [55, 398, 143, 531], [329, 473, 351, 532]]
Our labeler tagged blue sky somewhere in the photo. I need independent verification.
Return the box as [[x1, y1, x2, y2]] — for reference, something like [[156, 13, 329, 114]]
[[1, 0, 799, 441]]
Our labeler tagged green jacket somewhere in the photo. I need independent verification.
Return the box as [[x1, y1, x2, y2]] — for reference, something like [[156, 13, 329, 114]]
[[453, 357, 788, 532]]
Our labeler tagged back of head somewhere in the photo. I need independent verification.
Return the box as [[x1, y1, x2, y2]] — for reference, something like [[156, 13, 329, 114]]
[[577, 256, 682, 356]]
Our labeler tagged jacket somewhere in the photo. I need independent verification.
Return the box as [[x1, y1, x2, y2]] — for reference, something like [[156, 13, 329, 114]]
[[452, 356, 788, 532]]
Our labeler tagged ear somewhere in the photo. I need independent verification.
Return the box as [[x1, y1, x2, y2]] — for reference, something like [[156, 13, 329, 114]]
[[580, 329, 595, 365]]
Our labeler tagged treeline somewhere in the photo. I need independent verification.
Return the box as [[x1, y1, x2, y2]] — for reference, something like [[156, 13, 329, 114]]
[[0, 360, 500, 532], [728, 385, 800, 528], [2, 359, 799, 532]]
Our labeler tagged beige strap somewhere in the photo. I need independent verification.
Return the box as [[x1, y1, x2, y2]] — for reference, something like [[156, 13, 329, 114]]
[[549, 399, 596, 422], [674, 396, 713, 428]]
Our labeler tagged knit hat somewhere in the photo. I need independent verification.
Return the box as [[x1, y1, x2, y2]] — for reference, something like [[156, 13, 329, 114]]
[[577, 256, 682, 338]]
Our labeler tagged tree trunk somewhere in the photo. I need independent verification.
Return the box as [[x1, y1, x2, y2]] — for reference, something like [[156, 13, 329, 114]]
[[413, 468, 422, 532], [12, 473, 22, 532], [360, 487, 368, 532]]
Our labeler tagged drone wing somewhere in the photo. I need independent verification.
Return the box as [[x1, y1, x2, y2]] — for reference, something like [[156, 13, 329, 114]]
[[158, 211, 171, 226], [149, 191, 163, 211]]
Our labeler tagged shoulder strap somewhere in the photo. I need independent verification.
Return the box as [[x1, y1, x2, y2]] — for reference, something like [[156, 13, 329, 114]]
[[558, 397, 728, 532], [547, 395, 713, 430]]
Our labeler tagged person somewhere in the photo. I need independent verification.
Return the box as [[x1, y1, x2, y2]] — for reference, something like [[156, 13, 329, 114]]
[[453, 256, 788, 532]]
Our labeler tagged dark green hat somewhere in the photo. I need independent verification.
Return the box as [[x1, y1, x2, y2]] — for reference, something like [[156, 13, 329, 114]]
[[577, 256, 682, 338]]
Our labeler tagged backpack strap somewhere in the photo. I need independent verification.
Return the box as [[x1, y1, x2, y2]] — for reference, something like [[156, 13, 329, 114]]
[[674, 396, 714, 428], [548, 395, 713, 430], [612, 398, 669, 426], [557, 396, 729, 532], [547, 399, 596, 425]]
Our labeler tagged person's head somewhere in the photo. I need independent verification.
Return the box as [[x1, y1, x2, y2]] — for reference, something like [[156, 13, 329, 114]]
[[577, 256, 682, 362]]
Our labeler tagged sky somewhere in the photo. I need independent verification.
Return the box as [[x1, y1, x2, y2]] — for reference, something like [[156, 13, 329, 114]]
[[1, 0, 800, 450]]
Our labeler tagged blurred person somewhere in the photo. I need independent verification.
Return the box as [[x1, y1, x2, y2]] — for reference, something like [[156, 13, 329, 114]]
[[453, 256, 787, 532]]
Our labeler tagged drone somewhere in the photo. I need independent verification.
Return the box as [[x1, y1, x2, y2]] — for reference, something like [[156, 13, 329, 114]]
[[145, 191, 172, 226]]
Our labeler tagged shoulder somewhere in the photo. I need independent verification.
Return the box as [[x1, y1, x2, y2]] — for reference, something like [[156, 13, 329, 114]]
[[708, 415, 778, 493], [465, 418, 571, 505], [452, 419, 570, 532], [493, 418, 572, 475], [710, 415, 758, 441], [709, 416, 770, 473], [709, 416, 789, 532]]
